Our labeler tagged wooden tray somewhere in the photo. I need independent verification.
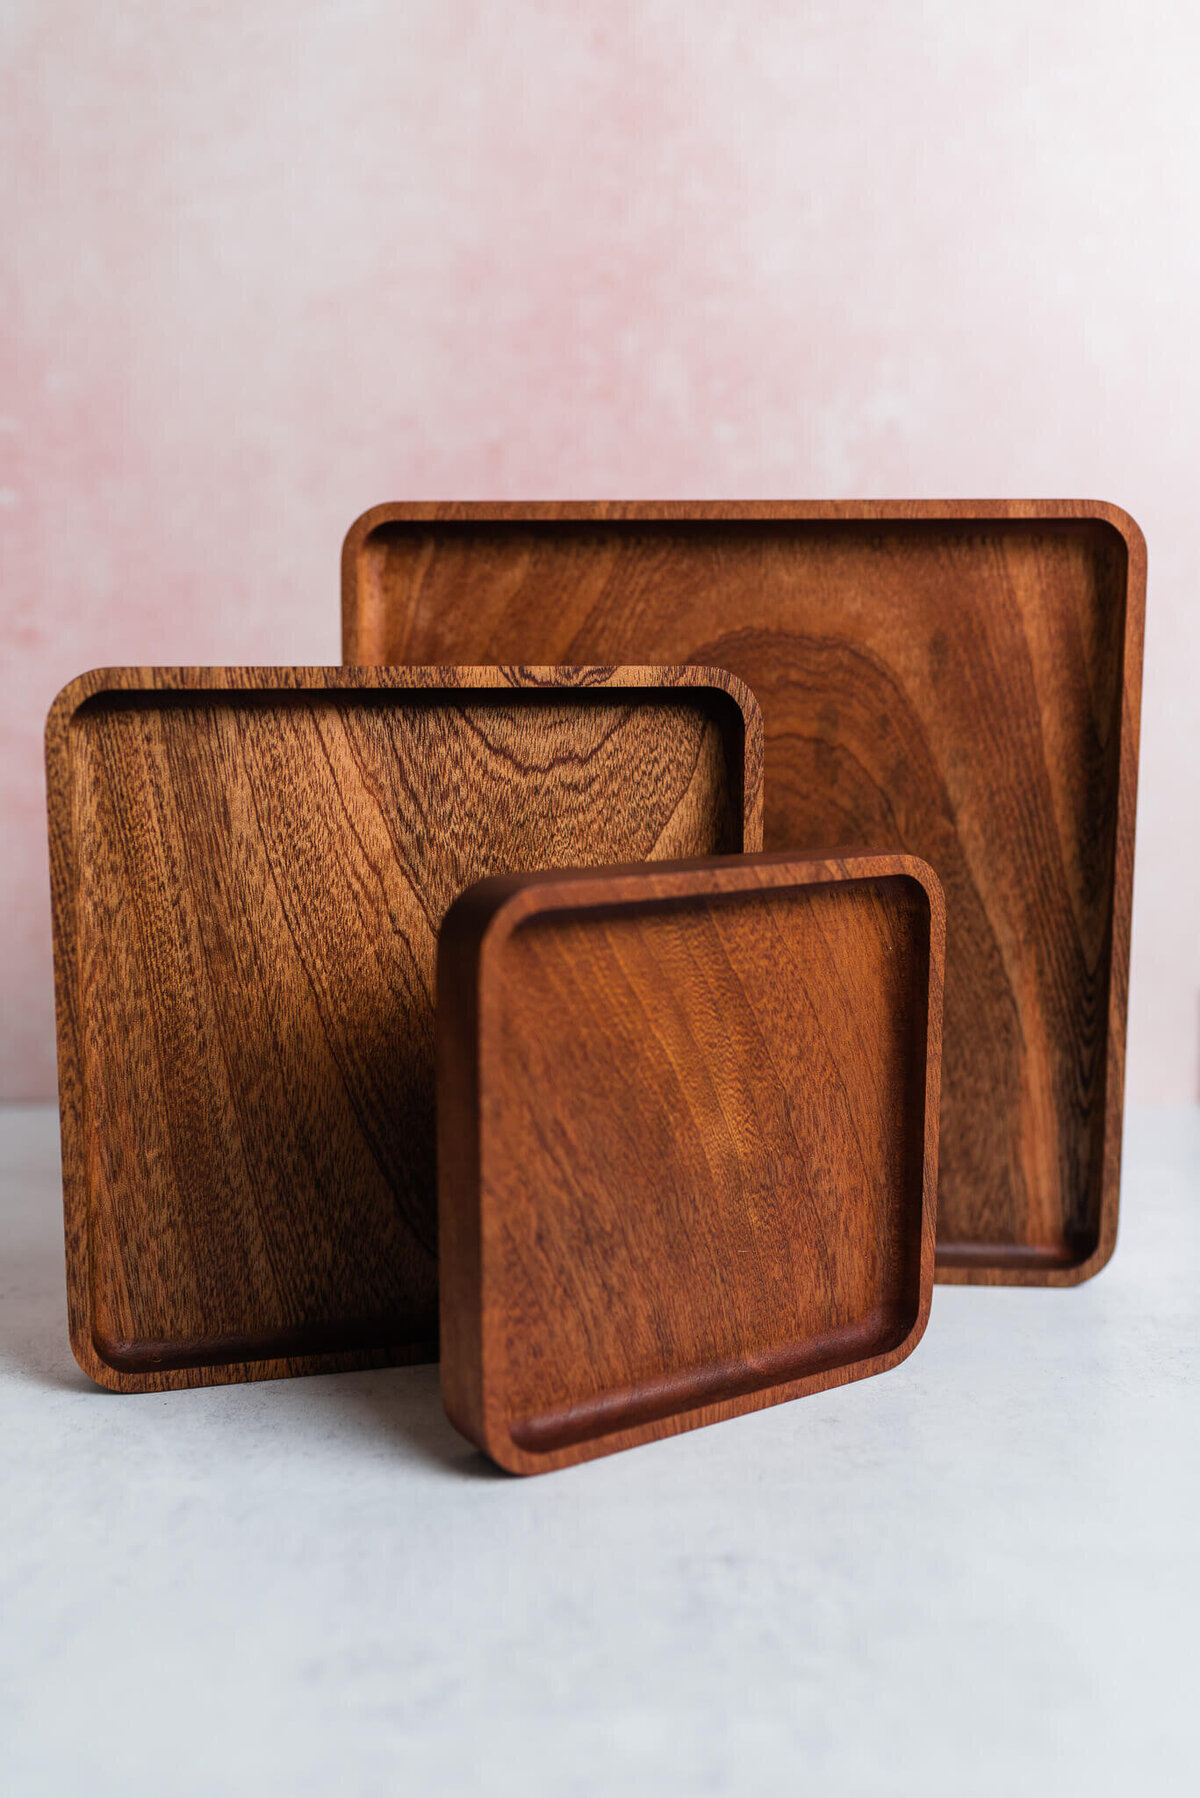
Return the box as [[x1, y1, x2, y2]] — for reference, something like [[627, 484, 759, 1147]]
[[345, 500, 1145, 1286], [438, 849, 944, 1474], [46, 664, 762, 1391]]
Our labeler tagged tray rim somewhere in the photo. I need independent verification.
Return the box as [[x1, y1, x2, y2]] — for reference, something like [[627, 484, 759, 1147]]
[[438, 846, 945, 1474], [46, 663, 764, 1393], [348, 501, 1146, 1289], [342, 496, 1145, 659]]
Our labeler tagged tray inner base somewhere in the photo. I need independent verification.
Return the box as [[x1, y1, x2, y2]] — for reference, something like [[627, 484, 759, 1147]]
[[483, 877, 933, 1457], [71, 685, 746, 1375]]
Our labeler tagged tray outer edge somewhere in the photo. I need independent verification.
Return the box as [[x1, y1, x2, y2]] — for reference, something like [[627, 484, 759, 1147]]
[[933, 504, 1146, 1285], [46, 664, 764, 1393], [437, 847, 945, 1475], [340, 496, 1142, 663]]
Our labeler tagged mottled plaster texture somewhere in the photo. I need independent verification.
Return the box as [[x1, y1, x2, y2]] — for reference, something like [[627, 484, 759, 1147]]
[[1, 1, 1196, 1098]]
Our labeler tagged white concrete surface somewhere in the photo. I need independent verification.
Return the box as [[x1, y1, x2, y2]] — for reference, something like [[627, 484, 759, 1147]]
[[1, 1102, 1197, 1797]]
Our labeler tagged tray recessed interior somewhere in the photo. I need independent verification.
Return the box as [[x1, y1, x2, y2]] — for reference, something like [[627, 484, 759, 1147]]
[[479, 876, 932, 1458], [66, 679, 750, 1380], [350, 508, 1137, 1282]]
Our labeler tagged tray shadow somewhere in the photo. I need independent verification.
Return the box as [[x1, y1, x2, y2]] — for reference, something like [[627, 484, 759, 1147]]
[[1, 1268, 503, 1479], [304, 1360, 507, 1481], [0, 1112, 497, 1475], [0, 1249, 91, 1392]]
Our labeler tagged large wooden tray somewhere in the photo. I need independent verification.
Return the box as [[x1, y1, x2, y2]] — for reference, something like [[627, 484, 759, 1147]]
[[345, 500, 1145, 1286], [438, 849, 944, 1473], [46, 664, 762, 1391]]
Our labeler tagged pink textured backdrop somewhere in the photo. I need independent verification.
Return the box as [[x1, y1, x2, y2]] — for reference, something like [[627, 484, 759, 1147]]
[[1, 2, 1196, 1101]]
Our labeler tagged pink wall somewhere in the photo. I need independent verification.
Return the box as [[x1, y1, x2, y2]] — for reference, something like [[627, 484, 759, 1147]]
[[2, 2, 1197, 1101]]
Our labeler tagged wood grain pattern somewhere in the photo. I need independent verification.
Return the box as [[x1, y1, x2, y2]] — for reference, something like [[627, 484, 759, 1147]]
[[46, 664, 762, 1391], [346, 500, 1145, 1286], [438, 849, 944, 1474]]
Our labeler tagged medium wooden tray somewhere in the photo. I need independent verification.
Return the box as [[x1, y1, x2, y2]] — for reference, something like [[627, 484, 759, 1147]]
[[346, 500, 1145, 1286], [46, 664, 762, 1391], [438, 849, 944, 1473]]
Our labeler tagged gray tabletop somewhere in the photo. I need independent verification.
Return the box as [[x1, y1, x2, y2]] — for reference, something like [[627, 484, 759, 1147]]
[[2, 1104, 1196, 1798]]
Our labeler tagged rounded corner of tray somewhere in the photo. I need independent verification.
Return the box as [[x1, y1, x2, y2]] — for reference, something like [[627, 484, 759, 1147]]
[[1052, 1230, 1118, 1288], [1079, 499, 1148, 575], [341, 500, 401, 558], [45, 669, 117, 738], [71, 1327, 143, 1394]]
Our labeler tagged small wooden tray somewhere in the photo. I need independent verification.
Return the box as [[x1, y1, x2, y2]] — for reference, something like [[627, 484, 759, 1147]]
[[47, 665, 762, 1392], [345, 501, 1146, 1286], [438, 849, 944, 1474]]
